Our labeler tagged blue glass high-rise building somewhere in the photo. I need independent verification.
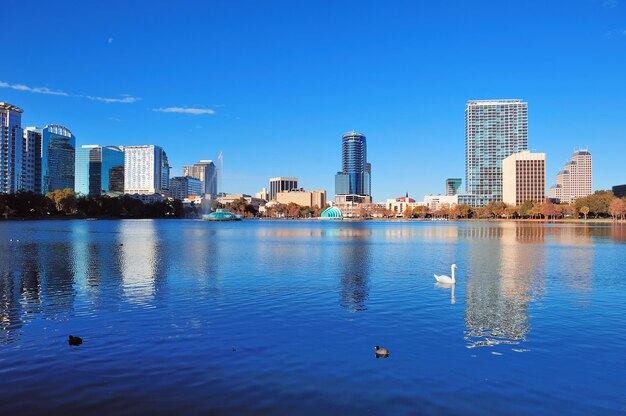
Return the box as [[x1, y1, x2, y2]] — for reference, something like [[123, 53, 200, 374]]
[[75, 145, 125, 196], [335, 131, 371, 202], [25, 125, 76, 194]]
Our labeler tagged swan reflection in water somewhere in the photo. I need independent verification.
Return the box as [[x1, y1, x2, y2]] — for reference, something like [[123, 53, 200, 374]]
[[435, 282, 456, 304]]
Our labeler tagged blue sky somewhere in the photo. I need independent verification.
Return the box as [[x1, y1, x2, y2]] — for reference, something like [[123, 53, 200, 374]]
[[2, 0, 625, 200]]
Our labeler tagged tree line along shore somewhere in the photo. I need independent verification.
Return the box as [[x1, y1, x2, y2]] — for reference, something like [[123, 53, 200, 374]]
[[1, 189, 625, 221]]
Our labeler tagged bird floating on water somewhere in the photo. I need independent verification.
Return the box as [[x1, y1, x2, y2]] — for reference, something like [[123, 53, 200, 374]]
[[68, 335, 83, 346], [375, 346, 390, 358], [434, 264, 457, 285]]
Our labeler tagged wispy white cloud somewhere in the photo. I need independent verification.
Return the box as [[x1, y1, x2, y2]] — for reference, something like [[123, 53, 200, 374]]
[[153, 107, 216, 115], [1, 81, 69, 96], [0, 80, 140, 104], [84, 94, 139, 103], [604, 0, 618, 7]]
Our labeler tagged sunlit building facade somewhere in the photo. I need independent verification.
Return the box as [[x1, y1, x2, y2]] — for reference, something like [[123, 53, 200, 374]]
[[502, 150, 546, 206], [269, 177, 298, 201], [465, 100, 528, 206], [124, 145, 170, 195], [183, 160, 217, 197], [549, 150, 592, 204], [75, 145, 125, 196]]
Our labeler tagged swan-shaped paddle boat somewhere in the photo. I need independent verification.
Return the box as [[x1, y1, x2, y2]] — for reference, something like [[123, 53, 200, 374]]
[[434, 264, 457, 284]]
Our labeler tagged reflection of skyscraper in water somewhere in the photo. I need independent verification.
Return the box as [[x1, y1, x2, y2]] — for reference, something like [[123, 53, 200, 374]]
[[41, 242, 76, 317], [0, 243, 43, 344], [464, 223, 545, 348], [338, 225, 372, 312], [120, 221, 160, 304]]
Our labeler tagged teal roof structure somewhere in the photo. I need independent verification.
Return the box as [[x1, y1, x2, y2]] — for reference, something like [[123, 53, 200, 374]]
[[320, 206, 343, 219], [203, 209, 240, 221]]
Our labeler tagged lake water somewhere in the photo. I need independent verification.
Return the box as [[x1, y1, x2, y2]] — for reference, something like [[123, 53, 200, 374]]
[[0, 219, 625, 415]]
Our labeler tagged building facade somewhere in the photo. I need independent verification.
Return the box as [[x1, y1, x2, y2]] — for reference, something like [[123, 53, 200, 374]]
[[124, 145, 170, 195], [269, 177, 298, 201], [548, 149, 592, 204], [465, 99, 528, 206], [446, 178, 462, 196], [183, 160, 217, 197], [169, 176, 203, 200], [423, 194, 459, 211], [24, 125, 76, 194], [276, 189, 326, 207], [75, 145, 125, 196], [335, 130, 371, 202], [502, 150, 546, 206], [0, 102, 24, 193]]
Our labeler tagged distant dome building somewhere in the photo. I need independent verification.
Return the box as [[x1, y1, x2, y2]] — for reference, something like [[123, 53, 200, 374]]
[[320, 206, 343, 220]]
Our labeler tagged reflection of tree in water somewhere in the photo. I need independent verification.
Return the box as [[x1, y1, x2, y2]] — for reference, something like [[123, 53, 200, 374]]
[[338, 226, 372, 312], [464, 223, 545, 348]]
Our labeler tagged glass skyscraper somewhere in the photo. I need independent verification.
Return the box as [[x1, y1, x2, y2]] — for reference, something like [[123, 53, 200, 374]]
[[75, 145, 125, 196], [465, 100, 528, 205], [335, 131, 371, 201], [25, 125, 76, 194]]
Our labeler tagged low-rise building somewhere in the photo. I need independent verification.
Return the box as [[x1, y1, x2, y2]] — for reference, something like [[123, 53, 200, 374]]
[[276, 189, 326, 207], [385, 194, 417, 216], [423, 195, 459, 211]]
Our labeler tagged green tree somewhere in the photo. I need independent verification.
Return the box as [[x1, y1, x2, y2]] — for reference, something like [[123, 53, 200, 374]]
[[519, 201, 534, 218], [580, 206, 590, 220]]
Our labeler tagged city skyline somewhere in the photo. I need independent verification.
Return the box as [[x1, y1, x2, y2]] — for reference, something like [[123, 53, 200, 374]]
[[1, 1, 625, 200]]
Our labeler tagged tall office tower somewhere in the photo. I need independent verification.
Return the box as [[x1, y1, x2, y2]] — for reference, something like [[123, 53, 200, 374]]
[[161, 151, 170, 195], [465, 100, 528, 206], [548, 149, 592, 204], [124, 145, 169, 195], [446, 178, 462, 196], [334, 130, 371, 203], [0, 102, 24, 193], [75, 145, 125, 196], [25, 125, 76, 194], [502, 150, 546, 206], [20, 129, 42, 193], [269, 177, 298, 201], [183, 160, 217, 197], [169, 176, 203, 200]]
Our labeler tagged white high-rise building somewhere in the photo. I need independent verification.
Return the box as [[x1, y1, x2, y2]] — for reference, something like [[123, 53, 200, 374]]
[[502, 150, 546, 206], [465, 99, 528, 206], [549, 150, 592, 204], [124, 145, 170, 195], [0, 102, 24, 193]]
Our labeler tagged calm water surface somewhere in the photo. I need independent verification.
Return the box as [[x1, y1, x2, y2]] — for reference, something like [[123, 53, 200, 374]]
[[1, 220, 625, 415]]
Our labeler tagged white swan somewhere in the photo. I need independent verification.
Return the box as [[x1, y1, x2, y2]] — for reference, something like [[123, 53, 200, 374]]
[[434, 264, 457, 284]]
